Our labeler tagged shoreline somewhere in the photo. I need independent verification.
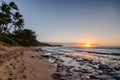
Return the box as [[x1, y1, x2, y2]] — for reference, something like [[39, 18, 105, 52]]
[[41, 47, 120, 80], [0, 46, 53, 80]]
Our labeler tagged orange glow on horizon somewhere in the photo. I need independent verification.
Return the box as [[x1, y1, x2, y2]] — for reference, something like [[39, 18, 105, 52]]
[[84, 42, 92, 48]]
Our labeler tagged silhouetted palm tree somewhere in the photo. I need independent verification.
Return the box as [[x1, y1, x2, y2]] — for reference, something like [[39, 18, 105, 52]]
[[0, 1, 24, 34], [8, 12, 24, 31]]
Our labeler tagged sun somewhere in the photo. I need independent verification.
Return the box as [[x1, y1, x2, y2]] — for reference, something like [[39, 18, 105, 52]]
[[84, 43, 92, 48]]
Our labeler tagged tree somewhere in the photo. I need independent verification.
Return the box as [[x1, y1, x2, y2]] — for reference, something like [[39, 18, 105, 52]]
[[12, 29, 38, 46], [0, 1, 24, 34], [0, 1, 40, 46]]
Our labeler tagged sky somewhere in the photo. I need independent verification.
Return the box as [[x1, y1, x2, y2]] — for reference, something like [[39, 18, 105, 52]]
[[3, 0, 120, 46]]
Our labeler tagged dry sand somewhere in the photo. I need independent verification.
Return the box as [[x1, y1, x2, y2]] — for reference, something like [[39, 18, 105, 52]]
[[0, 46, 53, 80]]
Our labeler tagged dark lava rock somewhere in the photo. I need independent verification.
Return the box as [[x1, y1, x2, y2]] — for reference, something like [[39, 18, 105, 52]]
[[31, 56, 35, 58], [76, 59, 83, 62], [83, 59, 90, 61], [91, 61, 98, 65], [35, 49, 39, 52], [113, 74, 120, 80], [99, 64, 110, 70], [65, 55, 70, 57], [110, 72, 120, 80], [7, 78, 13, 80], [65, 73, 72, 77], [52, 73, 63, 80], [50, 56, 56, 59], [39, 57, 43, 59], [59, 60, 64, 62], [35, 48, 44, 52], [73, 69, 81, 72], [90, 75, 108, 79], [99, 64, 115, 73], [9, 73, 13, 76], [22, 75, 27, 79], [114, 66, 120, 70], [57, 64, 64, 68], [82, 69, 92, 73], [41, 55, 49, 59]]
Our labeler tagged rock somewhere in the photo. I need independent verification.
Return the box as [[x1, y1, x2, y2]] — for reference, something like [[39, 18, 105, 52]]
[[113, 74, 120, 80], [35, 49, 39, 52], [82, 69, 92, 73], [35, 48, 44, 52], [22, 75, 27, 79], [114, 66, 120, 70], [91, 61, 98, 65], [65, 55, 70, 57], [59, 60, 64, 62], [39, 57, 43, 59], [110, 71, 120, 80], [65, 69, 71, 73], [41, 55, 49, 59], [31, 56, 35, 58], [52, 73, 63, 79], [7, 78, 13, 80], [82, 75, 90, 79], [66, 66, 74, 69], [99, 64, 110, 70], [73, 69, 81, 72], [93, 65, 99, 69], [67, 73, 73, 76], [76, 59, 83, 62], [90, 74, 108, 79], [0, 78, 2, 80], [50, 55, 56, 59], [9, 73, 13, 76]]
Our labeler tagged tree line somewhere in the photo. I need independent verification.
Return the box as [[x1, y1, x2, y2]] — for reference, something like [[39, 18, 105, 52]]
[[0, 1, 39, 46]]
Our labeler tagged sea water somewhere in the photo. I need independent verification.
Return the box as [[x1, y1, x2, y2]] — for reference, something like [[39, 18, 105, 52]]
[[41, 47, 120, 80]]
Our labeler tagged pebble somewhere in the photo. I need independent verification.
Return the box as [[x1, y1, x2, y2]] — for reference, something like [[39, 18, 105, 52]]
[[52, 73, 63, 79]]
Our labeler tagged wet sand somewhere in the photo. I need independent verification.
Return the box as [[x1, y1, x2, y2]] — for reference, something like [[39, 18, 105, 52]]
[[0, 46, 53, 80]]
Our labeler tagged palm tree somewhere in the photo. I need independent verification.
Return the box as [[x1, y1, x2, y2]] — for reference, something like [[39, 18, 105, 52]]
[[9, 1, 18, 10], [14, 19, 24, 31], [0, 1, 24, 34], [0, 1, 8, 33], [8, 12, 24, 31]]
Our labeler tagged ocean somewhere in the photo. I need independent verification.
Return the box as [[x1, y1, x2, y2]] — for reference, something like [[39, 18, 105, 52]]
[[40, 46, 120, 80]]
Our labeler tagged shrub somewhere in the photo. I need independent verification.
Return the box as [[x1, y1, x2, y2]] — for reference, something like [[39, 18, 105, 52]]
[[0, 35, 18, 45]]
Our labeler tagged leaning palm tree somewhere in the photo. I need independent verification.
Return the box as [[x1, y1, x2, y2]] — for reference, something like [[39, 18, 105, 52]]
[[13, 19, 24, 31], [9, 1, 18, 10], [8, 12, 24, 31], [0, 1, 24, 34]]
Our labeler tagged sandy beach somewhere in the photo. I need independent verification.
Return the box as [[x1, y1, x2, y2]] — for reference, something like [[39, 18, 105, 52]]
[[0, 46, 53, 80]]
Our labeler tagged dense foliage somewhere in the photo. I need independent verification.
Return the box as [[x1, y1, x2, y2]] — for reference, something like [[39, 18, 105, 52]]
[[0, 1, 24, 34], [12, 29, 38, 46], [0, 34, 18, 45], [0, 1, 39, 46], [0, 1, 54, 47]]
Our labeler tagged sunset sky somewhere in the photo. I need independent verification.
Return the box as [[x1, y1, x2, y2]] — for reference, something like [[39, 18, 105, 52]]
[[5, 0, 120, 46]]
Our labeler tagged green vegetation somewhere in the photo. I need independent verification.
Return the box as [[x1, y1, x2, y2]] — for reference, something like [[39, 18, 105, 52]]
[[0, 1, 39, 46], [0, 1, 56, 47], [0, 35, 18, 45], [12, 29, 38, 46], [0, 1, 61, 47], [0, 1, 24, 34]]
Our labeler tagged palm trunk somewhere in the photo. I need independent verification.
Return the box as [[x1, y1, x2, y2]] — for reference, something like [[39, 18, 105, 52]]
[[8, 24, 13, 32]]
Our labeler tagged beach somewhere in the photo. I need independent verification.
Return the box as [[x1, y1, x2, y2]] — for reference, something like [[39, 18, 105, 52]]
[[0, 46, 53, 80], [41, 47, 120, 80], [0, 46, 120, 80]]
